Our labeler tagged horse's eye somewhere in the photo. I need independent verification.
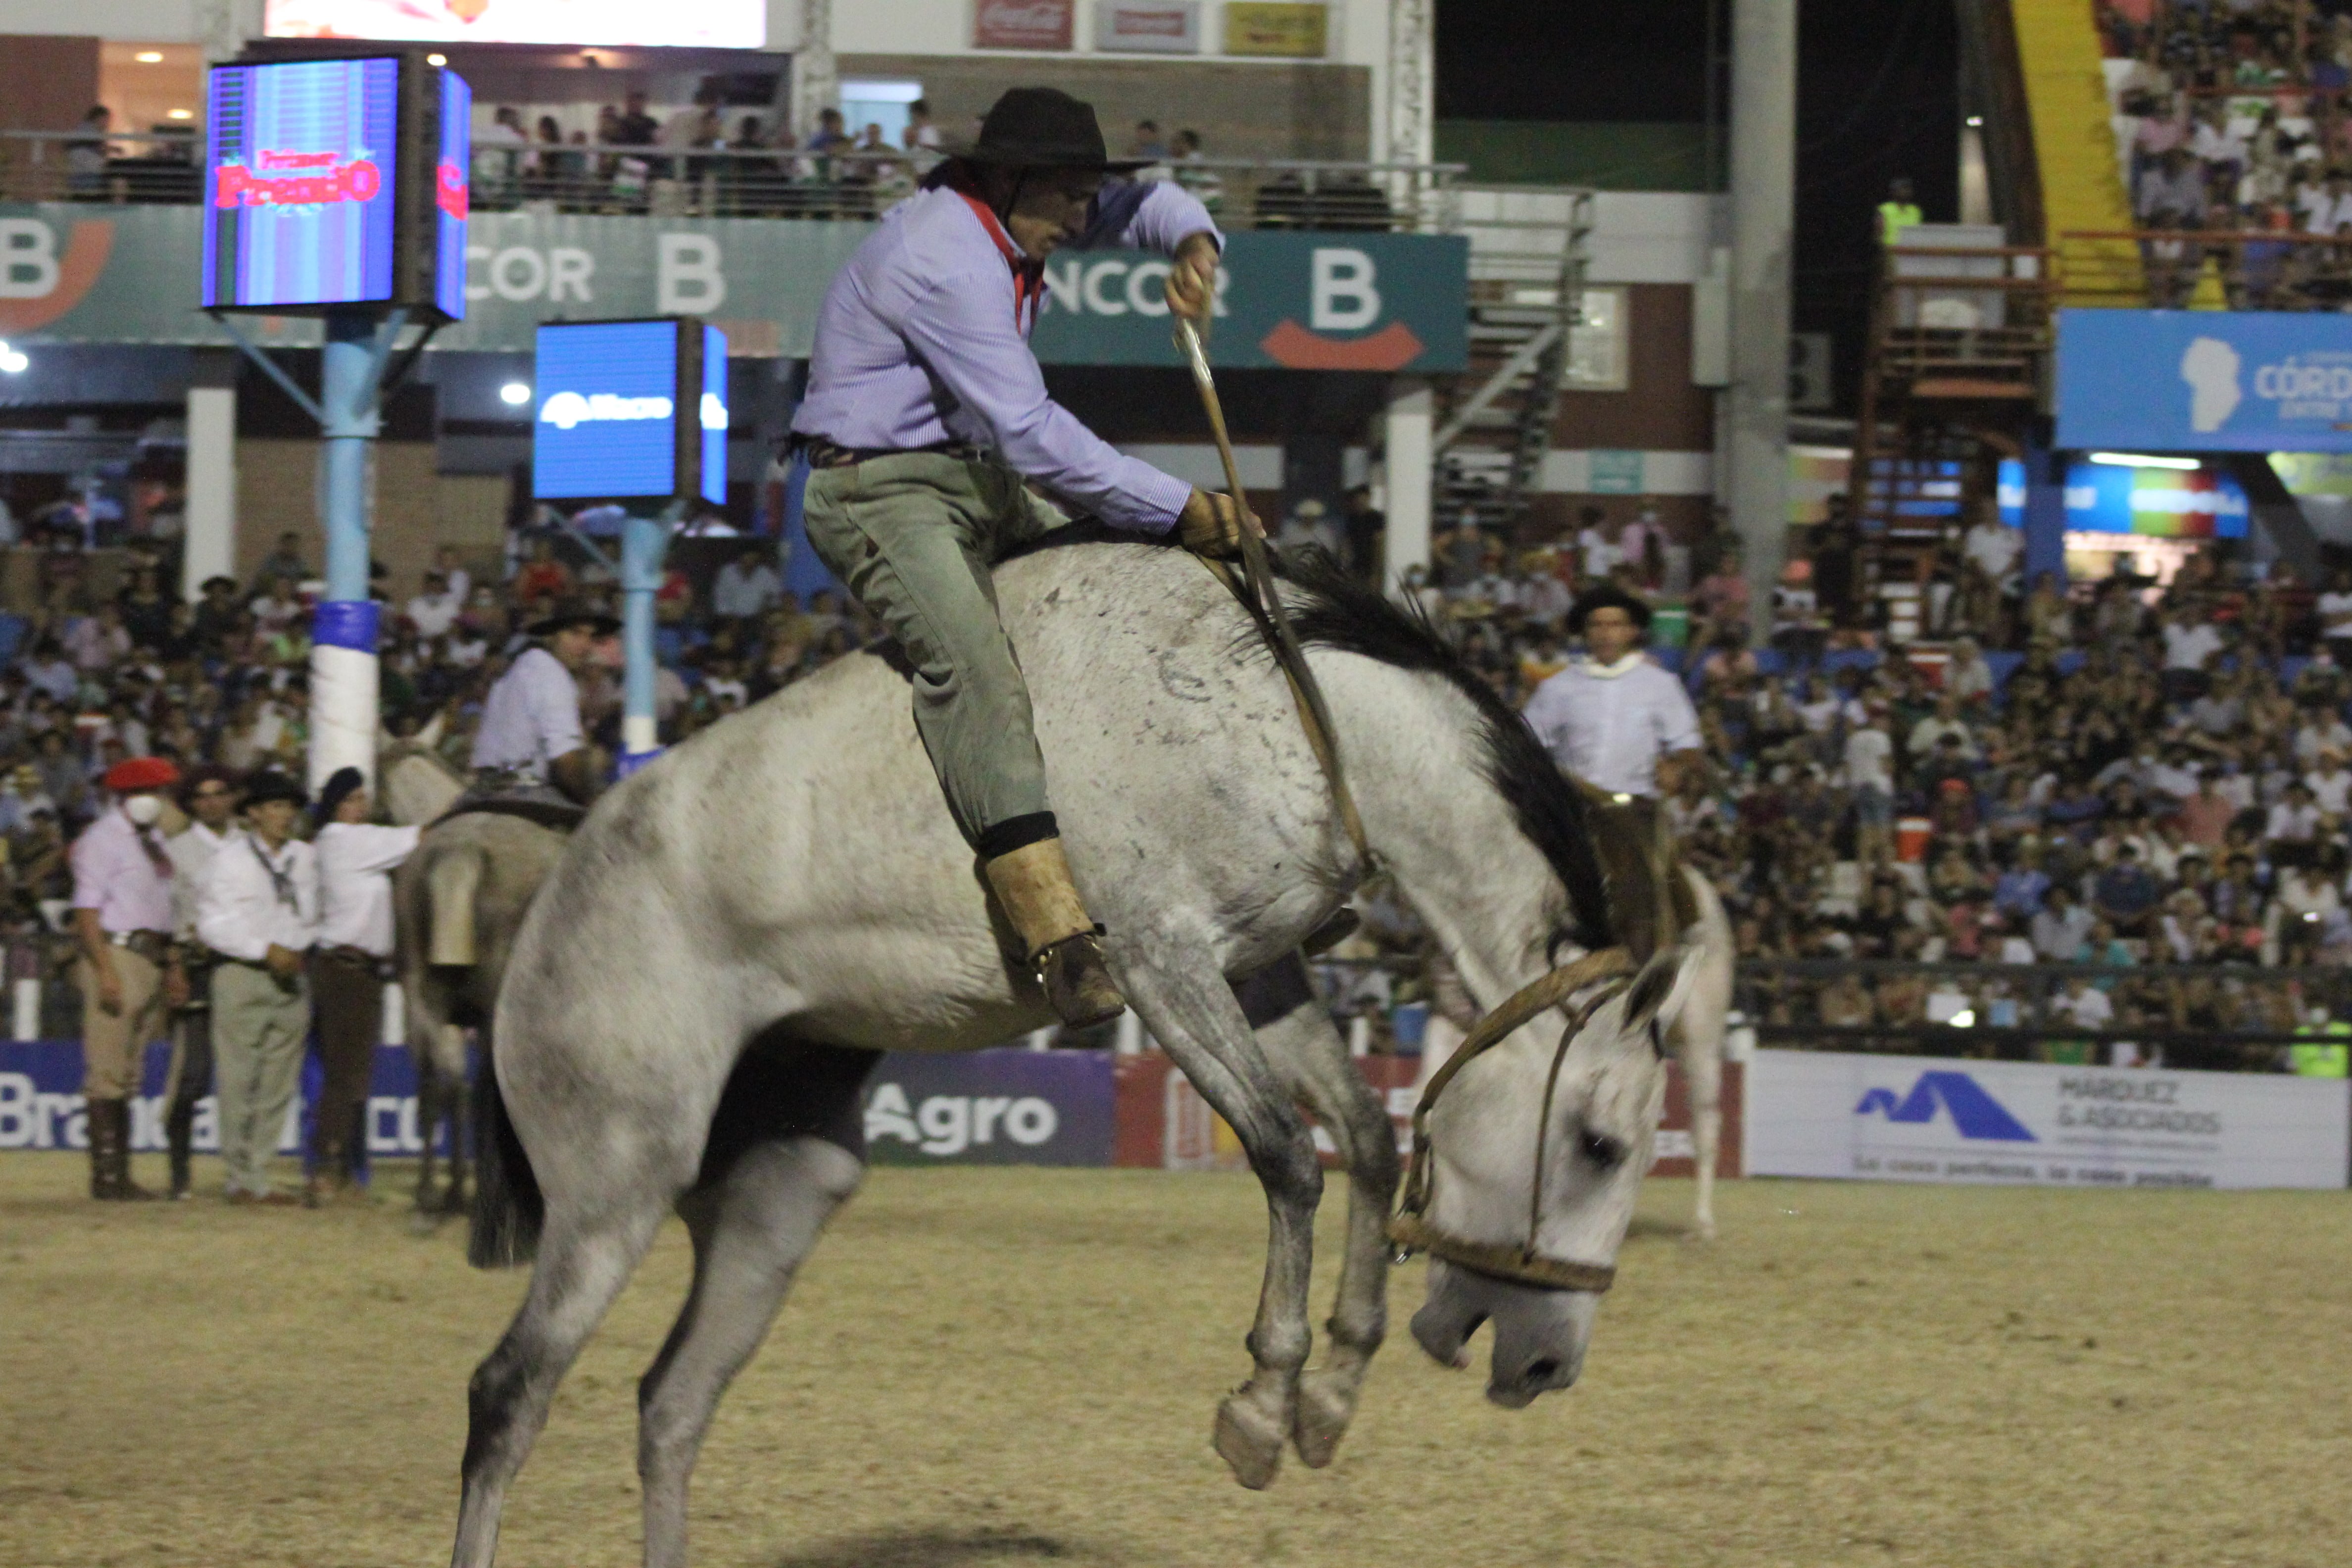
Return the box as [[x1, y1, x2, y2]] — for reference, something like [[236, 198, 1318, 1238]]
[[1579, 1131, 1626, 1170]]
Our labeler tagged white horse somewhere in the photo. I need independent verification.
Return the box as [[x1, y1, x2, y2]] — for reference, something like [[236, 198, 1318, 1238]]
[[448, 540, 1706, 1568]]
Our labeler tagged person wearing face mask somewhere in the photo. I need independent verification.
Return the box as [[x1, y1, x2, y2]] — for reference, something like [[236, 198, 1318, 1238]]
[[68, 756, 190, 1200]]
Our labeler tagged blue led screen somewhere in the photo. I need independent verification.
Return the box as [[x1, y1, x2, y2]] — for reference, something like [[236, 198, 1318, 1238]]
[[434, 69, 471, 322], [202, 57, 400, 308], [700, 324, 729, 506], [533, 321, 682, 500]]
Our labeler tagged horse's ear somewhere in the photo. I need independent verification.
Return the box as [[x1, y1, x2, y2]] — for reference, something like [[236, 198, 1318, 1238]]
[[415, 709, 447, 750], [1622, 945, 1701, 1041]]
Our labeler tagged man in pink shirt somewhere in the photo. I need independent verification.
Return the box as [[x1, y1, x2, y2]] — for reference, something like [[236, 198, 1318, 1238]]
[[70, 756, 190, 1200], [2175, 766, 2237, 849]]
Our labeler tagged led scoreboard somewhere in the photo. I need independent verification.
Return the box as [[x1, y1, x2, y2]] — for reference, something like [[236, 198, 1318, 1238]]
[[533, 320, 730, 505], [202, 55, 470, 319]]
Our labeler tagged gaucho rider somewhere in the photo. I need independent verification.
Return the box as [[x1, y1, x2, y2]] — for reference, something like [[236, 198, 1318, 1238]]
[[470, 597, 619, 806], [786, 88, 1247, 1027], [1520, 584, 1706, 957]]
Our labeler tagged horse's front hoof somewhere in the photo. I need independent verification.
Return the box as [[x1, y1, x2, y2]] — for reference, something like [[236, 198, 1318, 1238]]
[[1213, 1395, 1285, 1489], [1291, 1369, 1358, 1469]]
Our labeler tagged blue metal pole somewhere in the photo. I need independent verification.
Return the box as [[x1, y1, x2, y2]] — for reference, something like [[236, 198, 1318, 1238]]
[[617, 506, 681, 776], [310, 309, 395, 793]]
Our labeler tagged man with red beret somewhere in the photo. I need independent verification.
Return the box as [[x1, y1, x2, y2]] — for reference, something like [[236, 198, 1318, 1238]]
[[70, 755, 190, 1200]]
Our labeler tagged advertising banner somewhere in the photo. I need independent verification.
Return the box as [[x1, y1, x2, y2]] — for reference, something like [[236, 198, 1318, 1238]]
[[1224, 1, 1329, 56], [2057, 307, 2352, 453], [203, 57, 403, 309], [0, 1039, 451, 1158], [861, 1048, 1114, 1166], [1746, 1049, 2349, 1190], [1098, 0, 1201, 52], [264, 0, 766, 48], [1994, 455, 2249, 538], [0, 205, 1468, 373], [975, 0, 1076, 49]]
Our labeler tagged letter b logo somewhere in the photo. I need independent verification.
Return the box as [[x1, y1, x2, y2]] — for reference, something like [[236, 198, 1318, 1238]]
[[1310, 247, 1380, 332], [0, 220, 59, 299]]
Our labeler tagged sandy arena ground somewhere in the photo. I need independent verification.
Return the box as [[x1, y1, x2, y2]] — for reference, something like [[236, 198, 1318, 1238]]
[[1, 1152, 2348, 1568]]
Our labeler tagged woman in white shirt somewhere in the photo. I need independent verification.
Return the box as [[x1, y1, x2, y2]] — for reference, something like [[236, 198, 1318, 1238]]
[[307, 767, 421, 1205]]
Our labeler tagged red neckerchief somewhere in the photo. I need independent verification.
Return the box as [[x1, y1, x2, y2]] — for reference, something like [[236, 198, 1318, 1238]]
[[955, 191, 1044, 334]]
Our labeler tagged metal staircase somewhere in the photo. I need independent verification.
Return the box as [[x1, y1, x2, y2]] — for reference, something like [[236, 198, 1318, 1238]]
[[1434, 187, 1594, 532]]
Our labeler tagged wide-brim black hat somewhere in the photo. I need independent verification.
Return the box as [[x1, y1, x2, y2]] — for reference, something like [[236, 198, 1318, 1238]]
[[961, 87, 1151, 172], [528, 597, 622, 638], [241, 770, 308, 811], [1567, 584, 1655, 636]]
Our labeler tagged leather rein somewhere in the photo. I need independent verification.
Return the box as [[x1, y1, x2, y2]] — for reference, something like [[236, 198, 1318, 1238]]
[[1386, 946, 1637, 1294]]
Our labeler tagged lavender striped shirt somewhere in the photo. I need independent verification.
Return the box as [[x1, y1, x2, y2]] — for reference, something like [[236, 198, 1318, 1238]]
[[791, 181, 1221, 533]]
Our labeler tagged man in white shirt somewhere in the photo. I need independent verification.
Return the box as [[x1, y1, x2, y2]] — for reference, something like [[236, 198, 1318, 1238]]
[[2159, 606, 2224, 698], [1522, 586, 1704, 800], [1521, 586, 1705, 958], [160, 766, 241, 1199], [1840, 705, 1896, 865], [711, 547, 783, 624], [471, 598, 617, 803], [1962, 516, 2022, 591], [196, 772, 319, 1205], [406, 570, 461, 639], [2307, 750, 2352, 816], [307, 767, 422, 1204]]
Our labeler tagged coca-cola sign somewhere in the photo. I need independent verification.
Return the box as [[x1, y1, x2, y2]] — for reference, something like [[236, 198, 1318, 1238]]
[[1097, 0, 1200, 52], [974, 0, 1075, 49]]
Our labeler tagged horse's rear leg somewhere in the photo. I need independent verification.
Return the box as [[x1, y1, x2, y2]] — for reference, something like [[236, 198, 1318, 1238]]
[[1125, 954, 1323, 1491], [451, 1197, 668, 1568], [638, 1136, 863, 1568], [1239, 955, 1399, 1469]]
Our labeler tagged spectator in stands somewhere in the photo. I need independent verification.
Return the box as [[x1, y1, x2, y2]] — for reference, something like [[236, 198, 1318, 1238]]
[[712, 547, 783, 626], [2093, 841, 2164, 936], [66, 105, 111, 198], [612, 90, 660, 147]]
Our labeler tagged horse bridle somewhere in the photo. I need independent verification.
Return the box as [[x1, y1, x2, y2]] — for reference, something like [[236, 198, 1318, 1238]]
[[1387, 945, 1637, 1295]]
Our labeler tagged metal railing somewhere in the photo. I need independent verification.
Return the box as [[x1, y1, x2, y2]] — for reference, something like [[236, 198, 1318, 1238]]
[[0, 130, 1468, 234], [1735, 959, 2352, 1070], [2058, 227, 2352, 311]]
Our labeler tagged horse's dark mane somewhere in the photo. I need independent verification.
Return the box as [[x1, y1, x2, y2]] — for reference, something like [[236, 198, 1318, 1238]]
[[1002, 525, 1615, 948], [1275, 549, 1616, 951]]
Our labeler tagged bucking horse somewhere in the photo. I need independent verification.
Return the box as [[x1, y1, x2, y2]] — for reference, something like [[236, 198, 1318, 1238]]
[[448, 538, 1728, 1568]]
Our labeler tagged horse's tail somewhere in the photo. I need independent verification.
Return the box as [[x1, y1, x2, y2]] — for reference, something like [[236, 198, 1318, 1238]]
[[466, 1044, 544, 1269]]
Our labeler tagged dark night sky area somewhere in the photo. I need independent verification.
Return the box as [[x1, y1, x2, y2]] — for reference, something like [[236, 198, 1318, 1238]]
[[1437, 1, 1962, 413]]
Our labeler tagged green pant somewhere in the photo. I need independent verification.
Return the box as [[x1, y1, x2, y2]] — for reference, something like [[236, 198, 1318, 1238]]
[[210, 962, 311, 1197], [801, 452, 1066, 849]]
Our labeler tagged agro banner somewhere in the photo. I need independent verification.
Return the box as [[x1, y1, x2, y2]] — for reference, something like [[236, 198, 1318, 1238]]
[[0, 205, 1466, 372], [1112, 1054, 1743, 1175], [1746, 1048, 2350, 1190], [861, 1049, 1114, 1167], [2056, 307, 2352, 453]]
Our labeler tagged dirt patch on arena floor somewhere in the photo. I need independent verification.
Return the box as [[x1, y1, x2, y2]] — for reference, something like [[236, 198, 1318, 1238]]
[[2, 1153, 2348, 1568]]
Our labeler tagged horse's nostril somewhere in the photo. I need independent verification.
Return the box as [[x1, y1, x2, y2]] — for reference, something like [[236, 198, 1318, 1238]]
[[1524, 1357, 1562, 1384]]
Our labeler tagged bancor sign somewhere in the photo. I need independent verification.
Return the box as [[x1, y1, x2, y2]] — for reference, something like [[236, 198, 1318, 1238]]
[[0, 204, 1470, 373], [1745, 1049, 2348, 1189], [2058, 308, 2352, 452]]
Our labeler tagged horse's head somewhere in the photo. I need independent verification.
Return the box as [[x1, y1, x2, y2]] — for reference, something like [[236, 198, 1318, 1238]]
[[378, 711, 466, 826], [1405, 944, 1703, 1408]]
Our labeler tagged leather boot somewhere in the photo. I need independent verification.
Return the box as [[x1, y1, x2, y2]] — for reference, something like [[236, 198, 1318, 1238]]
[[983, 837, 1126, 1029], [88, 1100, 155, 1201], [86, 1100, 114, 1200], [164, 1100, 196, 1200]]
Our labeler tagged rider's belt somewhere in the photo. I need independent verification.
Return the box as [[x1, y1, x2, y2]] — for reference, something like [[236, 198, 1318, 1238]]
[[107, 930, 173, 963], [789, 434, 986, 469]]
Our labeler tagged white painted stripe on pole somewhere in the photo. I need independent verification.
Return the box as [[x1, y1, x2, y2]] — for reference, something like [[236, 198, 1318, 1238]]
[[623, 714, 658, 753], [309, 643, 379, 793]]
